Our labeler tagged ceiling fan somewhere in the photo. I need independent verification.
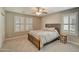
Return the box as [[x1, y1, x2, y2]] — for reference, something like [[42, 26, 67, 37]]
[[32, 7, 48, 16]]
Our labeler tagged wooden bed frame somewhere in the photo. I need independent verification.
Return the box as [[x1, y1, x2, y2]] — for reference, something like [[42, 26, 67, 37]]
[[28, 33, 40, 50], [28, 24, 60, 50]]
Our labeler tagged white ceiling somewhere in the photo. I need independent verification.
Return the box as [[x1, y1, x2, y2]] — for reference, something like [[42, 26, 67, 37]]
[[4, 7, 74, 16]]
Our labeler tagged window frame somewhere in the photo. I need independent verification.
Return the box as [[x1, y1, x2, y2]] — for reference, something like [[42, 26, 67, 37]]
[[25, 17, 33, 31], [14, 16, 25, 32], [62, 12, 78, 35]]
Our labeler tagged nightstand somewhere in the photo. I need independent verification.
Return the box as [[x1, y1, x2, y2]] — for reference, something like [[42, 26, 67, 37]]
[[60, 33, 67, 43]]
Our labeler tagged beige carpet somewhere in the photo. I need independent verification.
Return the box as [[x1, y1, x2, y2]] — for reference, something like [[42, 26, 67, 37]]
[[1, 35, 79, 52], [2, 35, 38, 52]]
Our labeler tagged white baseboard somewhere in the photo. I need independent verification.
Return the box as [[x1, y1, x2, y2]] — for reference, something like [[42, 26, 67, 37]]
[[68, 40, 79, 46]]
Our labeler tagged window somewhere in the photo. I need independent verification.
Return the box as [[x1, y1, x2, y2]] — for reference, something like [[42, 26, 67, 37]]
[[62, 12, 78, 35], [14, 16, 20, 32], [69, 14, 76, 34], [63, 16, 69, 33], [25, 17, 33, 31], [14, 16, 33, 32], [14, 16, 25, 32], [20, 17, 25, 31]]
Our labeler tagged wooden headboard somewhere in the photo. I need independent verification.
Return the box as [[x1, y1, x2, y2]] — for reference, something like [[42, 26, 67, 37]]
[[45, 24, 60, 34]]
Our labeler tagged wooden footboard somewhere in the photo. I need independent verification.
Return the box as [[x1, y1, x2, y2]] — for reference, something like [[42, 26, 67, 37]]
[[28, 33, 40, 50]]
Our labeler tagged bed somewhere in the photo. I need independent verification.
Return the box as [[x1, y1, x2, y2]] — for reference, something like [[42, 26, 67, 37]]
[[28, 24, 60, 50]]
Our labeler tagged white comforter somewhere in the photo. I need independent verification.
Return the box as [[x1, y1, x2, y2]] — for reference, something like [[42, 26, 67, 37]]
[[29, 30, 59, 48]]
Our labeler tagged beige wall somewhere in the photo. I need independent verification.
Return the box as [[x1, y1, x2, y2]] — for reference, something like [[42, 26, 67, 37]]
[[5, 11, 41, 38], [33, 16, 42, 30], [42, 13, 61, 29], [0, 8, 5, 48]]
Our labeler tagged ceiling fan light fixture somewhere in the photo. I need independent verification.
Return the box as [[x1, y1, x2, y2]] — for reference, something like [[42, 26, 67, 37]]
[[32, 7, 48, 16], [36, 12, 42, 16]]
